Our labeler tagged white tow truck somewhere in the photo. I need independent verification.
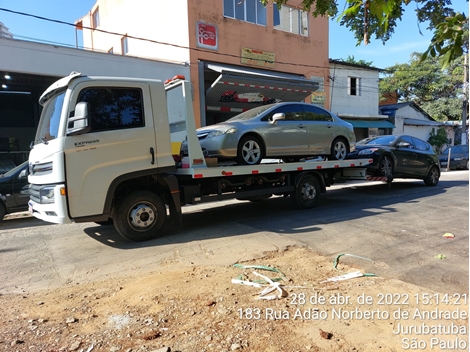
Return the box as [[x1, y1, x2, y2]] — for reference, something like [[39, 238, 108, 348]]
[[28, 72, 373, 241]]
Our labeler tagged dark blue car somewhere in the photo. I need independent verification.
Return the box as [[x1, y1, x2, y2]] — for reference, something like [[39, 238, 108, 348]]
[[439, 145, 469, 170], [347, 135, 440, 186], [0, 161, 30, 221]]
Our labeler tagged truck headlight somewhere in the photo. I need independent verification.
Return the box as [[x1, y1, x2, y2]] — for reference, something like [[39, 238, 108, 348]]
[[39, 186, 55, 204]]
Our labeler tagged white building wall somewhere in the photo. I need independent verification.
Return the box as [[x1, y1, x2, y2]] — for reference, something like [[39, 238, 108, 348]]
[[0, 38, 190, 133], [0, 38, 188, 81], [391, 105, 437, 141], [80, 0, 190, 63], [329, 64, 381, 116]]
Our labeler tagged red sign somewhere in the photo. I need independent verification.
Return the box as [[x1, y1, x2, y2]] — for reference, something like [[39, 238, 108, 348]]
[[196, 22, 218, 50]]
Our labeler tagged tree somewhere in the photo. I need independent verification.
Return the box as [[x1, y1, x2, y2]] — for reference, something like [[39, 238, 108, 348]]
[[341, 55, 374, 67], [263, 0, 468, 69], [379, 53, 464, 121], [428, 127, 450, 153]]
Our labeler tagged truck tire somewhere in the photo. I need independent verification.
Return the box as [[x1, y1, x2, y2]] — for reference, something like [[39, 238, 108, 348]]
[[290, 174, 320, 209], [114, 190, 166, 241]]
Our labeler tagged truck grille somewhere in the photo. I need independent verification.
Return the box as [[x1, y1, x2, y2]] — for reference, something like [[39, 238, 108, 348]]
[[29, 184, 42, 203]]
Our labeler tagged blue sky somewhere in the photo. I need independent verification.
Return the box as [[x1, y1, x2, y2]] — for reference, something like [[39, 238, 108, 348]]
[[0, 0, 467, 69]]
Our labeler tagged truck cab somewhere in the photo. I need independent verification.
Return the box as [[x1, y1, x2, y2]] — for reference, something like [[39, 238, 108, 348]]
[[28, 72, 176, 225]]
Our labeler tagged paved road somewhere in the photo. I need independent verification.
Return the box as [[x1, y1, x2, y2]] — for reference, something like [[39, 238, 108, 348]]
[[0, 170, 467, 295]]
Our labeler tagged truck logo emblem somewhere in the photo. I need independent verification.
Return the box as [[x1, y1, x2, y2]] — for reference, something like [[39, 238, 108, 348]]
[[75, 139, 99, 147]]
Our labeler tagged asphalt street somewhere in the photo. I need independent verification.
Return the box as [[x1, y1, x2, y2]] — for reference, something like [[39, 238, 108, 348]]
[[0, 170, 468, 295]]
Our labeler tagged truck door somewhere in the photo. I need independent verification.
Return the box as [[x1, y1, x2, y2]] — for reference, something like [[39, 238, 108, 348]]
[[63, 82, 157, 218]]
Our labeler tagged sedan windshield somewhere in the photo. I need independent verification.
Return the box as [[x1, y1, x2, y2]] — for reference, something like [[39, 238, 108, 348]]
[[226, 104, 274, 122], [34, 90, 65, 145], [358, 135, 397, 146]]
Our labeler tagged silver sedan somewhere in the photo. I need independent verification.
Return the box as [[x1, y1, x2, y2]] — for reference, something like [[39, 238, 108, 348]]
[[182, 102, 356, 165]]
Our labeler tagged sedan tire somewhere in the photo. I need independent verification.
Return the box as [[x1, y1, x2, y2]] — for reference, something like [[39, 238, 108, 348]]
[[330, 137, 348, 160], [424, 165, 440, 186], [237, 135, 264, 165], [378, 155, 394, 176]]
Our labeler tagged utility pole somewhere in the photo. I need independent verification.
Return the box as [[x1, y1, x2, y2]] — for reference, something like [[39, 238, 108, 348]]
[[462, 54, 468, 145]]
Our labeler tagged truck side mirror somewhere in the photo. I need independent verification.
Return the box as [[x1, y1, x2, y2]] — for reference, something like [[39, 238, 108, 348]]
[[270, 113, 285, 125], [67, 102, 91, 136]]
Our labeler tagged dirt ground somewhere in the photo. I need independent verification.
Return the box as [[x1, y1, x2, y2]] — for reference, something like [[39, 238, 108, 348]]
[[1, 246, 468, 352]]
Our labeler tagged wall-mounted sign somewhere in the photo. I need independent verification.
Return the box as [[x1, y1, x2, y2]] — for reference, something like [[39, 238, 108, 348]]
[[310, 76, 326, 107], [241, 47, 275, 68], [196, 21, 218, 50]]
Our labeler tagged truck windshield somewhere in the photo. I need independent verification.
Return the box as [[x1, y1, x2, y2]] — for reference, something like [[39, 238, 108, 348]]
[[34, 90, 65, 145]]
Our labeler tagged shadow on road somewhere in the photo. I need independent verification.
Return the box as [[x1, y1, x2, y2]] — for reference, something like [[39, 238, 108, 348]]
[[82, 178, 468, 249]]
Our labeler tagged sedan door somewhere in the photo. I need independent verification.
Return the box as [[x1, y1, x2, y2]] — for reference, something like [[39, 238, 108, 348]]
[[302, 105, 335, 154], [260, 104, 309, 156]]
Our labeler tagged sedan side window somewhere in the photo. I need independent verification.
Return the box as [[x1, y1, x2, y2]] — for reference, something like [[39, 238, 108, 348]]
[[266, 104, 303, 121], [303, 105, 333, 122], [412, 137, 429, 151], [398, 136, 414, 149]]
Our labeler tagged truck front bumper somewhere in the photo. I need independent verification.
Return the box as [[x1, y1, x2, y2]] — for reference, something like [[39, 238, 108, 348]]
[[28, 184, 72, 224]]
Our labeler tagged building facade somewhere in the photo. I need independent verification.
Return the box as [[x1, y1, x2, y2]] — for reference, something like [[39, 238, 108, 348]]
[[76, 0, 330, 128], [329, 59, 394, 141]]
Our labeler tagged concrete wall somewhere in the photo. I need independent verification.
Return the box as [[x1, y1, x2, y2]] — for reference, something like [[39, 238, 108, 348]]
[[79, 0, 190, 62], [329, 63, 381, 116]]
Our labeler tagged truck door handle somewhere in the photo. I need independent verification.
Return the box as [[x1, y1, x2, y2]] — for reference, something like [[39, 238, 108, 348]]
[[150, 147, 155, 165]]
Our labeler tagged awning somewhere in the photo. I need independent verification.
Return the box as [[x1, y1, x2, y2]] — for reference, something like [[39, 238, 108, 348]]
[[342, 119, 396, 129], [404, 118, 443, 127], [205, 63, 319, 113]]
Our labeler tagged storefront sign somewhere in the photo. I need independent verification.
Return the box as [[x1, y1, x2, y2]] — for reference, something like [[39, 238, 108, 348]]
[[241, 47, 275, 68], [196, 21, 218, 50], [310, 76, 326, 107]]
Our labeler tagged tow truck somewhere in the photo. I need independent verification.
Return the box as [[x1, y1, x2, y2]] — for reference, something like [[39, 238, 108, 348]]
[[28, 73, 372, 241]]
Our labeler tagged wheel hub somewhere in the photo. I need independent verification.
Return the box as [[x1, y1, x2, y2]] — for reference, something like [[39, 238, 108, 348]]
[[301, 182, 316, 201], [129, 204, 156, 229]]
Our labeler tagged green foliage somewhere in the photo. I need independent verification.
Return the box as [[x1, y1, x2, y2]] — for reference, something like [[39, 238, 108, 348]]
[[379, 53, 464, 121], [341, 55, 374, 66], [428, 127, 450, 153], [266, 0, 468, 69]]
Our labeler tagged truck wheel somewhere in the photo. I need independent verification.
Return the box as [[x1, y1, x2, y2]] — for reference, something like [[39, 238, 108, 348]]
[[237, 136, 264, 165], [424, 166, 440, 186], [330, 137, 348, 160], [290, 174, 320, 209], [114, 190, 166, 241]]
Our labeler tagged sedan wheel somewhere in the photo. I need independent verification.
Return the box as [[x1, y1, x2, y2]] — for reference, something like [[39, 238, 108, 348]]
[[330, 138, 348, 160], [379, 155, 393, 176], [424, 165, 440, 186], [237, 136, 264, 165]]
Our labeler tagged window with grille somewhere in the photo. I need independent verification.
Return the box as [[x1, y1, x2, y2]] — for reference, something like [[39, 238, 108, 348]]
[[223, 0, 267, 26], [273, 4, 308, 36]]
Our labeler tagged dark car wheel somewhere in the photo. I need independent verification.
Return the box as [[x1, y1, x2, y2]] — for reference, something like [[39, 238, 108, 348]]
[[378, 155, 393, 176], [237, 136, 264, 165], [114, 190, 166, 241], [0, 203, 5, 221], [330, 138, 348, 160], [466, 159, 469, 170], [424, 165, 440, 186]]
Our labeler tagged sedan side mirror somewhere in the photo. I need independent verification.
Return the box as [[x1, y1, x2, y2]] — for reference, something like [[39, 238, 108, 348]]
[[397, 141, 411, 149], [18, 169, 28, 179], [67, 102, 91, 136], [270, 113, 285, 125]]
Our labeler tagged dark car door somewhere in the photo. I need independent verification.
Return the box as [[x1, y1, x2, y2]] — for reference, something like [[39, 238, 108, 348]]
[[12, 165, 30, 209], [411, 137, 434, 176], [393, 136, 419, 175]]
